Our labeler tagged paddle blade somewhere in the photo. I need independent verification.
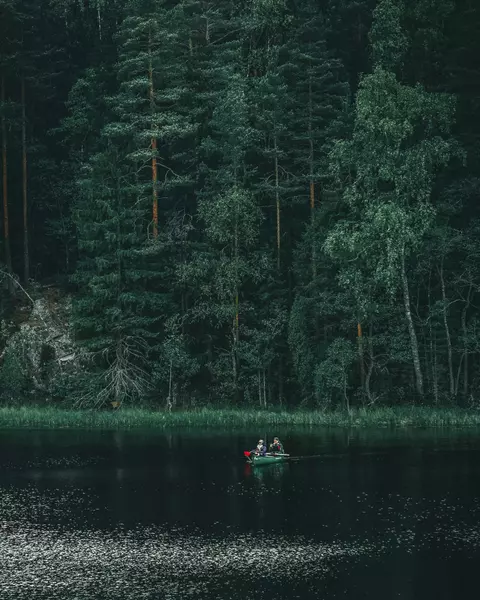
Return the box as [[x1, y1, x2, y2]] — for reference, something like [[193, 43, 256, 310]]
[[243, 450, 250, 457]]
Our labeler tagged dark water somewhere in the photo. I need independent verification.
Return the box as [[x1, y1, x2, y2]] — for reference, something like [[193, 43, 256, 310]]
[[1, 427, 480, 599]]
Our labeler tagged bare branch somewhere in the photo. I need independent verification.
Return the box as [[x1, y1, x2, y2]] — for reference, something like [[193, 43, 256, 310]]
[[0, 269, 48, 328]]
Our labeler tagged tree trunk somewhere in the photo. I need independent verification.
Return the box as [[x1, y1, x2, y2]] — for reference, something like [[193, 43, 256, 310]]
[[401, 253, 423, 397], [231, 341, 237, 402], [365, 330, 374, 405], [267, 365, 272, 405], [234, 292, 239, 342], [258, 369, 262, 407], [273, 133, 283, 405], [428, 319, 439, 404], [274, 133, 280, 272], [343, 373, 349, 412], [181, 291, 186, 335], [308, 76, 316, 279], [427, 269, 437, 402], [278, 355, 283, 407], [438, 262, 454, 397], [422, 328, 430, 397], [357, 322, 365, 393], [1, 76, 11, 276], [167, 359, 173, 411], [21, 76, 29, 282], [148, 32, 158, 239], [431, 332, 437, 402], [455, 354, 464, 399], [433, 330, 439, 404], [232, 200, 239, 399], [263, 368, 267, 408], [97, 3, 102, 40], [461, 284, 472, 399], [234, 189, 239, 342]]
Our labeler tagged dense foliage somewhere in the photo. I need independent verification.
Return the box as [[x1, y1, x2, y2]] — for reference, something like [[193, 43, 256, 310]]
[[1, 0, 480, 409]]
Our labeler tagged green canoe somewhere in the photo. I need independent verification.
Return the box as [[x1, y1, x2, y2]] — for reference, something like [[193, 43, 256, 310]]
[[246, 453, 290, 465]]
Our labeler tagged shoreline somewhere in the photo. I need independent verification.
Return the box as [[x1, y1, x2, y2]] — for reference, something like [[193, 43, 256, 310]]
[[1, 406, 480, 430]]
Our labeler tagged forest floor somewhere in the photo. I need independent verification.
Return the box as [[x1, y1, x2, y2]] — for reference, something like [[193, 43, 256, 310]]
[[1, 406, 480, 430]]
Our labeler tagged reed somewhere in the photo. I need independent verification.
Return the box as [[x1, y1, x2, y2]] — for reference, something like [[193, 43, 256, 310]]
[[1, 405, 480, 430]]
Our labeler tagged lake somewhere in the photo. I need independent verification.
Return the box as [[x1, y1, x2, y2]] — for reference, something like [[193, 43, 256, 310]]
[[1, 427, 480, 599]]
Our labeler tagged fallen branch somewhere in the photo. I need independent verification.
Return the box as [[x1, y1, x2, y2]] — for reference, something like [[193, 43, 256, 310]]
[[0, 269, 48, 328]]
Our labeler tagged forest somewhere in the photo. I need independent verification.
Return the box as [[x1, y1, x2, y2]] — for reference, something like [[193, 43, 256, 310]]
[[0, 0, 479, 411]]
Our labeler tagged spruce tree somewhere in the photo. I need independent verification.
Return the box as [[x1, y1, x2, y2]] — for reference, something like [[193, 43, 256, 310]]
[[186, 69, 267, 403], [73, 138, 156, 407], [284, 1, 351, 404]]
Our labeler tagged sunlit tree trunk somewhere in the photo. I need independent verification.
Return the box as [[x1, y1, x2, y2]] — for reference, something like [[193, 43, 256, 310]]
[[308, 76, 316, 279], [401, 252, 423, 397], [97, 1, 102, 40], [258, 369, 262, 406], [1, 76, 12, 275], [148, 30, 158, 239], [460, 284, 472, 399], [308, 75, 322, 350], [21, 76, 29, 282], [427, 273, 439, 404], [232, 189, 239, 400], [273, 131, 283, 405], [429, 329, 438, 403], [365, 326, 374, 404], [357, 322, 365, 392], [343, 370, 349, 412], [438, 261, 454, 397], [422, 327, 430, 396], [432, 330, 439, 404], [274, 133, 280, 272]]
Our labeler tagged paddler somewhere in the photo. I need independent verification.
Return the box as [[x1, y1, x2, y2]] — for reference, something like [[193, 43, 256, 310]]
[[251, 439, 267, 457], [269, 436, 284, 454]]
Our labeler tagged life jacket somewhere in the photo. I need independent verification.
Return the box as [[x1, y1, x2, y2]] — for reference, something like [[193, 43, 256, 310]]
[[256, 443, 267, 455]]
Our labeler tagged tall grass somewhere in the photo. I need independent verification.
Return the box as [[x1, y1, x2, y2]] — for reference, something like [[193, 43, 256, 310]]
[[1, 405, 480, 430]]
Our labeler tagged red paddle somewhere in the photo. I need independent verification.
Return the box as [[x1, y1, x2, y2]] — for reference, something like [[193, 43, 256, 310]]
[[243, 450, 251, 457]]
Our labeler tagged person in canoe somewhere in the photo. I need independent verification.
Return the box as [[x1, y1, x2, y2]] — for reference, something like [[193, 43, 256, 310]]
[[250, 439, 267, 457], [269, 437, 284, 454]]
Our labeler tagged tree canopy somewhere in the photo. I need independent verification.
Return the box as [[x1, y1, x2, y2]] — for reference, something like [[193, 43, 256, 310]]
[[1, 0, 480, 409]]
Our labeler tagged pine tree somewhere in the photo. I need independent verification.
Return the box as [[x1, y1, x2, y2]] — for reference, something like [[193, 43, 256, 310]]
[[186, 67, 268, 402], [189, 184, 265, 402], [71, 1, 202, 406], [0, 1, 18, 281], [326, 0, 377, 91], [73, 139, 154, 407], [1, 75, 11, 277], [284, 1, 351, 403], [282, 1, 349, 273]]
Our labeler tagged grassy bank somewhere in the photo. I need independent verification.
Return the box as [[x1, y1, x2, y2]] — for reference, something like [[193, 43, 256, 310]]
[[1, 406, 480, 430]]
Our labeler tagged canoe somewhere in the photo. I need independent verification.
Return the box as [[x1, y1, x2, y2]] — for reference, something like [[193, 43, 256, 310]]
[[245, 453, 290, 465]]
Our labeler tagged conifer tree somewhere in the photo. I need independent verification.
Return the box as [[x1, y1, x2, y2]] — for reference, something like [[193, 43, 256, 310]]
[[114, 1, 194, 238], [1, 75, 11, 277], [283, 1, 349, 268], [73, 138, 155, 406], [285, 2, 351, 403], [186, 70, 268, 402]]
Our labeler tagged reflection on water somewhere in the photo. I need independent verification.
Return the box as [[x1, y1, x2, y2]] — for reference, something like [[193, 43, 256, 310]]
[[1, 427, 480, 599], [0, 522, 359, 600], [244, 461, 289, 483]]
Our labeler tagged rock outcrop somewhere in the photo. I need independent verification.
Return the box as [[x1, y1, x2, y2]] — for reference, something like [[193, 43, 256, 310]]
[[0, 287, 80, 400]]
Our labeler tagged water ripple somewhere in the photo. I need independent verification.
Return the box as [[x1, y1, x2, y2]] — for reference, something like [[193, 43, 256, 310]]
[[0, 525, 356, 599]]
